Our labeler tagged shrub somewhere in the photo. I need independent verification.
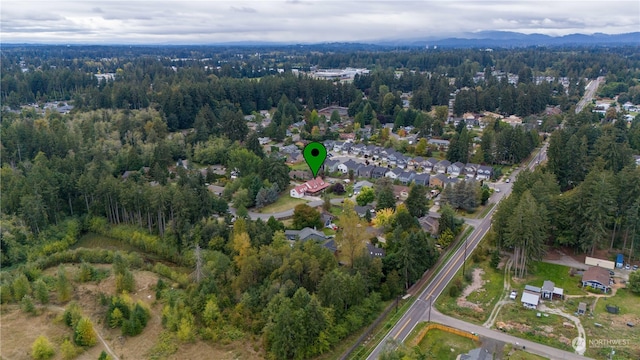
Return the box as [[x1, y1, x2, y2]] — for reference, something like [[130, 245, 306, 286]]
[[31, 335, 55, 360], [21, 294, 36, 314], [34, 279, 49, 304], [60, 339, 82, 360], [63, 302, 83, 328], [115, 270, 135, 294], [56, 266, 72, 303], [12, 273, 31, 302], [98, 350, 111, 360], [449, 284, 461, 297], [77, 262, 96, 282]]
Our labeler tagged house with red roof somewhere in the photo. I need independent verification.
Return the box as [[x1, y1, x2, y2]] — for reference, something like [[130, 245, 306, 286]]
[[290, 177, 330, 198]]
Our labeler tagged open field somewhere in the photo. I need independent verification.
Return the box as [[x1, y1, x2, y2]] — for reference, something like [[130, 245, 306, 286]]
[[416, 328, 478, 360], [580, 288, 640, 359], [257, 195, 307, 213], [493, 303, 576, 352], [436, 258, 505, 324]]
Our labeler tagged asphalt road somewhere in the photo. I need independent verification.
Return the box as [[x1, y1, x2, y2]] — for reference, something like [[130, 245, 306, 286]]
[[365, 144, 587, 360], [576, 77, 605, 114]]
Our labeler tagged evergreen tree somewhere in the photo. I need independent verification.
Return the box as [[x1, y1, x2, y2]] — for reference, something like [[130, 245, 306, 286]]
[[74, 317, 98, 347], [31, 335, 55, 360], [34, 279, 49, 304], [405, 184, 428, 218]]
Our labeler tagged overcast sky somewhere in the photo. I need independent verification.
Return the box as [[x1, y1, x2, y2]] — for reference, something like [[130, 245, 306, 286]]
[[2, 0, 639, 44]]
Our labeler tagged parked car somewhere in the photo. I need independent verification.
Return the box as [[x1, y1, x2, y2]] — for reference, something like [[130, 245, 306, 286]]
[[509, 291, 517, 300], [633, 265, 638, 271], [609, 270, 615, 276], [625, 264, 631, 270]]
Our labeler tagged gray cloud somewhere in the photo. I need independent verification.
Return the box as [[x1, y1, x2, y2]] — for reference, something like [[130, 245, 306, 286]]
[[0, 0, 637, 44]]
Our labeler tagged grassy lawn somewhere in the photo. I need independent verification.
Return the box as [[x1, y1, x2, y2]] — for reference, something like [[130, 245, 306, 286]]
[[514, 262, 586, 296], [580, 288, 640, 359], [257, 196, 307, 213], [494, 303, 576, 352], [329, 205, 344, 217], [416, 328, 478, 360], [289, 162, 310, 171], [436, 256, 505, 325], [503, 345, 549, 359]]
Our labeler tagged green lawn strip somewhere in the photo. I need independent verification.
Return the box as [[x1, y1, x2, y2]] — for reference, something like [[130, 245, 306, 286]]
[[580, 288, 640, 359], [514, 262, 586, 296], [478, 203, 496, 219], [503, 344, 550, 359], [416, 328, 478, 360], [257, 196, 307, 213], [348, 297, 417, 360], [493, 303, 576, 352]]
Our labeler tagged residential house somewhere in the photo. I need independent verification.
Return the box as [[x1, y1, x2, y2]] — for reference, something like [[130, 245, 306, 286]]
[[581, 266, 611, 293], [447, 162, 465, 177], [387, 152, 399, 167], [341, 142, 353, 155], [419, 216, 439, 236], [398, 171, 416, 185], [459, 348, 491, 360], [322, 213, 334, 228], [337, 159, 362, 174], [424, 158, 438, 173], [354, 205, 374, 218], [333, 141, 345, 152], [396, 156, 408, 169], [476, 165, 493, 180], [323, 159, 340, 173], [366, 242, 386, 258], [370, 146, 381, 160], [371, 167, 387, 179], [409, 156, 423, 169], [351, 143, 365, 156], [353, 180, 374, 195], [464, 163, 479, 178], [357, 165, 375, 178], [428, 138, 450, 150], [521, 290, 540, 310], [385, 167, 403, 180], [323, 140, 336, 150], [541, 280, 555, 300], [290, 177, 330, 198], [413, 173, 430, 186], [284, 227, 328, 242], [392, 185, 410, 200], [434, 160, 451, 174], [363, 145, 376, 158], [429, 173, 448, 188]]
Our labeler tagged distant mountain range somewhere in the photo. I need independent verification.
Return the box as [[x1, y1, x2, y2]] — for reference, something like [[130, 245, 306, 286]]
[[375, 31, 640, 48]]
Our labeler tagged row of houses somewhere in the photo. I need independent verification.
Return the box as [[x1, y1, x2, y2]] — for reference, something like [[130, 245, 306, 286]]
[[323, 140, 492, 178], [324, 158, 492, 184]]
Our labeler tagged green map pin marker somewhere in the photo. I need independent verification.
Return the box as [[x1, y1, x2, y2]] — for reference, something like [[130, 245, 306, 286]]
[[303, 142, 327, 178]]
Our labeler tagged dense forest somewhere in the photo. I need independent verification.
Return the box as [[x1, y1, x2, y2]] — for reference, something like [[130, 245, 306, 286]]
[[2, 45, 640, 359], [492, 108, 640, 277]]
